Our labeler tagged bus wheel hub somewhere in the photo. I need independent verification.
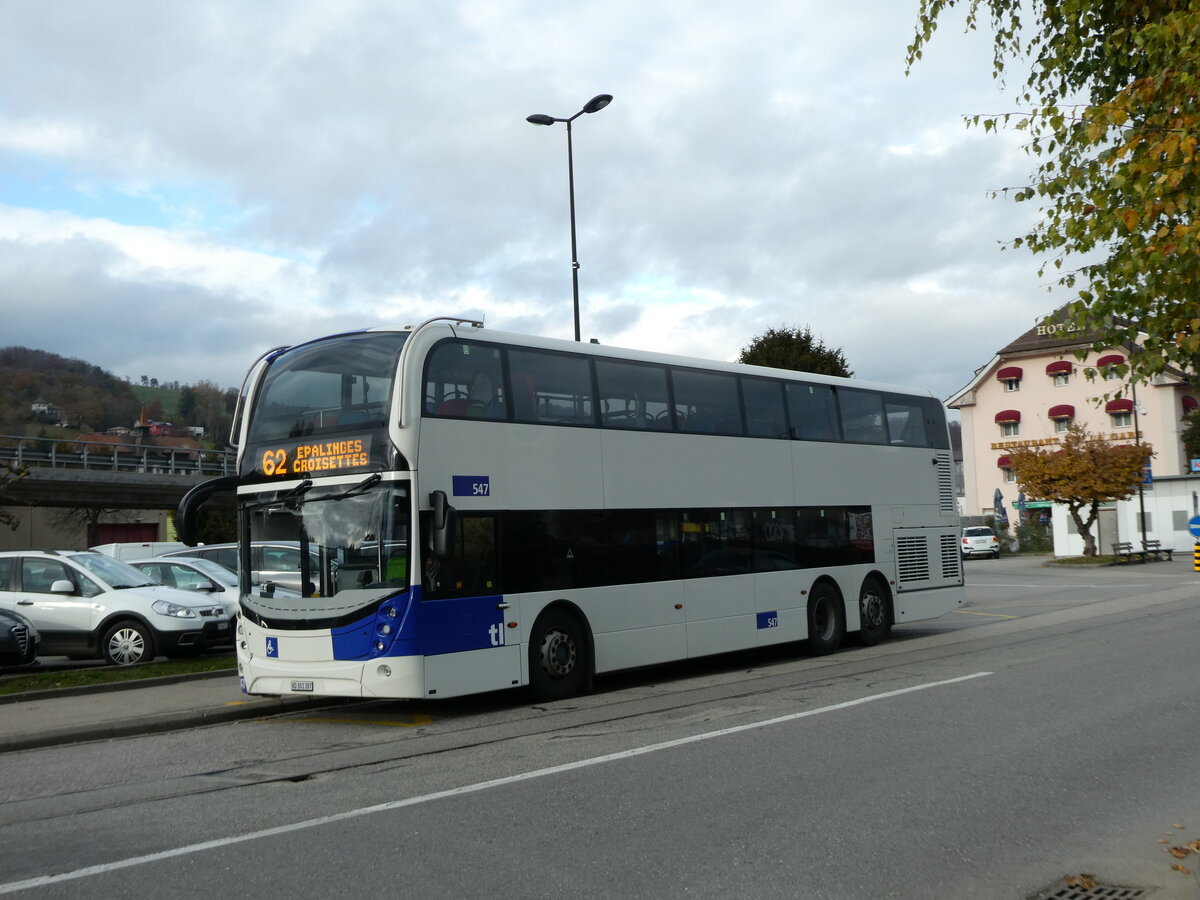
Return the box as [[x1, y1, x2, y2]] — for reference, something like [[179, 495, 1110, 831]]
[[540, 629, 576, 678]]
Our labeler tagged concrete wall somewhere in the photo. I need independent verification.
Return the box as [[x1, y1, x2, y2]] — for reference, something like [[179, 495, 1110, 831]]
[[0, 507, 171, 551], [1049, 474, 1200, 557]]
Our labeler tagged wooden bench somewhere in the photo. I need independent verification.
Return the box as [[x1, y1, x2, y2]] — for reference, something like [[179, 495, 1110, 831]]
[[1141, 539, 1174, 561], [1110, 542, 1148, 564]]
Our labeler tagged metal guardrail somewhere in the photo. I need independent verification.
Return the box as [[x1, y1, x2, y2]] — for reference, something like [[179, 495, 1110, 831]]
[[0, 433, 235, 477]]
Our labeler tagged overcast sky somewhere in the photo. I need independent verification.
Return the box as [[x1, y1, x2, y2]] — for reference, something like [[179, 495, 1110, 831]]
[[0, 1, 1062, 404]]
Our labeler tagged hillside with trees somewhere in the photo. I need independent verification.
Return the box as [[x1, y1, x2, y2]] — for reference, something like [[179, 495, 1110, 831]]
[[0, 347, 141, 432], [0, 346, 236, 444]]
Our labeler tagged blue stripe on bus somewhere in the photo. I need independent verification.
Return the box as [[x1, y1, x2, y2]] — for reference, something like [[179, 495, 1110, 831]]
[[329, 587, 508, 660]]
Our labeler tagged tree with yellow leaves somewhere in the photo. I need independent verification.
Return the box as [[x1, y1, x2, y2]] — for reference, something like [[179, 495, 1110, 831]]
[[907, 1, 1200, 385], [1009, 425, 1152, 557]]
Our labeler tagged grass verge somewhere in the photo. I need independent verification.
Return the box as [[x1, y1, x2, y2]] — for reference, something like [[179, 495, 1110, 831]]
[[0, 653, 236, 696]]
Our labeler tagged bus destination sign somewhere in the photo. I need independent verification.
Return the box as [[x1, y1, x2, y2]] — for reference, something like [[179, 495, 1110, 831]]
[[258, 435, 373, 478]]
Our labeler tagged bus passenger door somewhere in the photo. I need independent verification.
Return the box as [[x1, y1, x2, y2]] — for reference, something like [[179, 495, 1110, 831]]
[[422, 515, 521, 697]]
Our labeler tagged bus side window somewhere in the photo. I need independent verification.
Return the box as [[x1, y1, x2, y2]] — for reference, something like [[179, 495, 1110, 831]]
[[741, 377, 788, 439], [672, 370, 743, 435], [884, 399, 928, 446], [424, 341, 508, 419], [785, 383, 840, 441], [837, 390, 887, 444], [508, 349, 595, 426], [595, 359, 672, 430]]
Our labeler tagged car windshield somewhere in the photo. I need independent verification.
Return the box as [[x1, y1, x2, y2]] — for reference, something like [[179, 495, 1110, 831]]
[[174, 557, 239, 586], [71, 554, 158, 589], [242, 479, 410, 625], [964, 528, 994, 537]]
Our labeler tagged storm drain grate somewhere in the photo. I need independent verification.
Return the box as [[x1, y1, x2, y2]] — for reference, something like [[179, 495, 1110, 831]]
[[1034, 877, 1152, 900]]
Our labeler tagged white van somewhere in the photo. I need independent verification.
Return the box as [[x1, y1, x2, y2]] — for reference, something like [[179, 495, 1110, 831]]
[[90, 541, 189, 561]]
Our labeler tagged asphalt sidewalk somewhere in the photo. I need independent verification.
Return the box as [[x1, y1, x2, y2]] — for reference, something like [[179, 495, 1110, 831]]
[[0, 670, 339, 754]]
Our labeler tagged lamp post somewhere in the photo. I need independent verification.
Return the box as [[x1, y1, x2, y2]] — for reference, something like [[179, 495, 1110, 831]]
[[526, 93, 613, 342], [1132, 380, 1148, 545]]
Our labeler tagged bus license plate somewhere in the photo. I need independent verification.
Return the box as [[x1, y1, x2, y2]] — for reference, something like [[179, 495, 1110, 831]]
[[291, 680, 314, 692]]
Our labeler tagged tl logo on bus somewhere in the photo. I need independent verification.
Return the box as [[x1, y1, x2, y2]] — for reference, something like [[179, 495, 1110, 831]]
[[488, 621, 505, 647]]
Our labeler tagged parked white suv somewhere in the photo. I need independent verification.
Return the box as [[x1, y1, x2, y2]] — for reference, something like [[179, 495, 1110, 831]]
[[0, 550, 232, 666], [961, 526, 1000, 559]]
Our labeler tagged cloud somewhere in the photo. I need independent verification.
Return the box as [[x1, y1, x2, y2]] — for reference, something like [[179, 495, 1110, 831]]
[[0, 0, 1059, 407]]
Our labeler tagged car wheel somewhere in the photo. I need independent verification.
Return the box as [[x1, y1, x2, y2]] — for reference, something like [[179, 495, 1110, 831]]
[[529, 610, 587, 701], [857, 576, 891, 646], [102, 620, 155, 666], [806, 582, 845, 655]]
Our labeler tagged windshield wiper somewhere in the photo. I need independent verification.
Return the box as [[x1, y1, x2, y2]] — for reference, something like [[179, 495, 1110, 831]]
[[324, 472, 383, 502], [243, 478, 314, 511], [290, 472, 384, 505]]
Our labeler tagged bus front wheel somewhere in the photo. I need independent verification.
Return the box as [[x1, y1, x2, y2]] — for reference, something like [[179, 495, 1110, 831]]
[[529, 610, 587, 701], [857, 576, 891, 646], [806, 583, 844, 655]]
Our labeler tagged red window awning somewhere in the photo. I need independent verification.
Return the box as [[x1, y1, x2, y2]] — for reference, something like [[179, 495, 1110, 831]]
[[1048, 404, 1075, 419], [1045, 360, 1072, 375], [1097, 354, 1125, 368], [995, 409, 1021, 423], [1105, 398, 1133, 413], [1183, 395, 1198, 413], [996, 455, 1012, 468], [997, 366, 1023, 381]]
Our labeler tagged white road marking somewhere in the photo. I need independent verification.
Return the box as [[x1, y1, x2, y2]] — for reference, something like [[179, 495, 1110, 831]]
[[0, 671, 992, 894]]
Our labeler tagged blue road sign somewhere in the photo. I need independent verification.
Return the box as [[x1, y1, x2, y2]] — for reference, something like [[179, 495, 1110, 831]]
[[1189, 515, 1200, 539]]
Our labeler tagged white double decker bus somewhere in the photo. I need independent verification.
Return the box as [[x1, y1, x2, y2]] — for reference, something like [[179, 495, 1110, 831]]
[[179, 317, 964, 701]]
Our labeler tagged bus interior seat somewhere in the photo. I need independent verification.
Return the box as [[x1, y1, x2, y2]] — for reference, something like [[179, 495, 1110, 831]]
[[436, 398, 470, 417]]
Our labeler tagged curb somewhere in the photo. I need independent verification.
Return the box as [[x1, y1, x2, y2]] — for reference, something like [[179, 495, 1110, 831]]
[[1, 693, 346, 754], [0, 667, 240, 705]]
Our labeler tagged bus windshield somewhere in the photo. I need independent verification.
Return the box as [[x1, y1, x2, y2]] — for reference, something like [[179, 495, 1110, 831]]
[[246, 331, 409, 444], [241, 479, 410, 627]]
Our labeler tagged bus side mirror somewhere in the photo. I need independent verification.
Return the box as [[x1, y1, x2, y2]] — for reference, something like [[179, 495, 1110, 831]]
[[177, 475, 239, 546], [430, 490, 457, 560]]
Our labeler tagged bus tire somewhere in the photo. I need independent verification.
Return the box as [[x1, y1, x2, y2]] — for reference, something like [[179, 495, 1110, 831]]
[[805, 582, 844, 656], [857, 576, 891, 646], [529, 609, 587, 701]]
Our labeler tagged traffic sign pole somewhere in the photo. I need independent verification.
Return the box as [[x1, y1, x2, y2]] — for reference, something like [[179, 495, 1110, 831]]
[[1189, 516, 1200, 573]]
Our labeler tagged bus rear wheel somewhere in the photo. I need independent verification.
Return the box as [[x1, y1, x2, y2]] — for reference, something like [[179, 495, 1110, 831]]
[[857, 576, 891, 646], [529, 610, 587, 701], [806, 583, 844, 655]]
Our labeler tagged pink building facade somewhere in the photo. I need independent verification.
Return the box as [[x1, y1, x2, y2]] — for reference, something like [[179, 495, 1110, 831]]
[[948, 311, 1197, 526]]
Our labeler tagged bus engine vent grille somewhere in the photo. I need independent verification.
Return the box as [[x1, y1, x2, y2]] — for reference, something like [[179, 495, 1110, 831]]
[[935, 453, 955, 514], [940, 533, 961, 579], [896, 535, 930, 583]]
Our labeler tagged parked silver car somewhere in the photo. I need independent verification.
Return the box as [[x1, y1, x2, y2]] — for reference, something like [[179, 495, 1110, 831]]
[[159, 542, 317, 593], [129, 556, 300, 620]]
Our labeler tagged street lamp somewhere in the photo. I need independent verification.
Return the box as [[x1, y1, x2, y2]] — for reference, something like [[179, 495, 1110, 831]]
[[1132, 380, 1149, 545], [526, 93, 613, 342]]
